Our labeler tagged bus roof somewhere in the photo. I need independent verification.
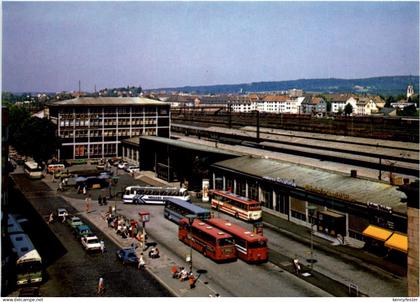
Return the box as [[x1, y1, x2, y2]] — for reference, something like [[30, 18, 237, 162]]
[[166, 198, 209, 214], [8, 214, 24, 234], [9, 233, 42, 264], [180, 218, 233, 240], [213, 190, 260, 205], [126, 185, 179, 190], [207, 218, 267, 243]]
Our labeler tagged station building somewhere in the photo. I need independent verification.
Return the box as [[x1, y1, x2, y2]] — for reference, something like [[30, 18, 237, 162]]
[[48, 97, 170, 160], [210, 156, 408, 248], [136, 134, 408, 251]]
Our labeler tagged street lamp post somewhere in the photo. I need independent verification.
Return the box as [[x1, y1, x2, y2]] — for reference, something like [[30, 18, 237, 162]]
[[307, 205, 317, 272], [185, 214, 197, 273]]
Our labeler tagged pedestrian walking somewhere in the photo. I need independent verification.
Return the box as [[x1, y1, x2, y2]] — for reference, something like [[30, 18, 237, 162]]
[[293, 257, 301, 275], [98, 194, 102, 206], [100, 240, 105, 254], [85, 194, 91, 213], [62, 211, 68, 223], [138, 254, 145, 270], [188, 273, 197, 289], [97, 277, 105, 295], [48, 212, 54, 224], [83, 186, 87, 195]]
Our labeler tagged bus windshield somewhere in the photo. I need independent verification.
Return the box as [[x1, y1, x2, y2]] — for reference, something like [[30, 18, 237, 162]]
[[218, 238, 235, 246]]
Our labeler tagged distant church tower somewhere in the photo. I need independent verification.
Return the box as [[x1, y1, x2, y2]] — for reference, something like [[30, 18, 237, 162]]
[[407, 84, 415, 99]]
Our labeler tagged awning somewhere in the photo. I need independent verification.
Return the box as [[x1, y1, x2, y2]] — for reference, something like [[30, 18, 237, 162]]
[[385, 232, 408, 253], [362, 225, 393, 241]]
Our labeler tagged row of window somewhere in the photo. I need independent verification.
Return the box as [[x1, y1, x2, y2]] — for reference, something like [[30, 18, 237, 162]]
[[61, 129, 156, 138], [59, 118, 159, 127], [74, 144, 117, 157]]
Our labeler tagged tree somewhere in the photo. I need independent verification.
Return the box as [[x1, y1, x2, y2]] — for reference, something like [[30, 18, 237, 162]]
[[408, 95, 419, 107], [19, 117, 59, 165], [344, 103, 353, 116], [397, 104, 418, 117], [384, 95, 395, 108], [8, 105, 31, 152]]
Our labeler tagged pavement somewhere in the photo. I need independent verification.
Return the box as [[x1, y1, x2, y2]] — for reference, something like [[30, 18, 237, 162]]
[[43, 167, 406, 297]]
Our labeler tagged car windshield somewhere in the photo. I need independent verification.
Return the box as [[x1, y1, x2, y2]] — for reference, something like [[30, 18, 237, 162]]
[[87, 238, 99, 244], [127, 252, 136, 258]]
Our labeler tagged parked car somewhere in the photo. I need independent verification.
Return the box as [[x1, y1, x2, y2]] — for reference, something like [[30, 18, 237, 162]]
[[81, 235, 101, 251], [57, 208, 68, 219], [118, 162, 129, 170], [126, 165, 140, 173], [74, 225, 93, 239], [116, 247, 139, 265], [67, 216, 83, 230]]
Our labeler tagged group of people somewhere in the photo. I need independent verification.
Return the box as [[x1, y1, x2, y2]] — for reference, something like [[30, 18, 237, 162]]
[[105, 214, 142, 240], [171, 266, 197, 289], [97, 194, 108, 206]]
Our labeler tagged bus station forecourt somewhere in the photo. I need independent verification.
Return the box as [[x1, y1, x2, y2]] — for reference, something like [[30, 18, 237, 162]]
[[36, 162, 407, 297]]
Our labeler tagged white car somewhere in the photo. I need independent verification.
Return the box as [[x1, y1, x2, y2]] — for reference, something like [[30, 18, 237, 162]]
[[118, 162, 128, 169], [81, 235, 101, 251], [126, 166, 140, 173], [57, 208, 68, 218]]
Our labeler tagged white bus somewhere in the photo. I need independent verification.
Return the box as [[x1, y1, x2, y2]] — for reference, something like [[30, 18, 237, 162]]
[[8, 215, 43, 286], [24, 161, 43, 179], [123, 186, 190, 204]]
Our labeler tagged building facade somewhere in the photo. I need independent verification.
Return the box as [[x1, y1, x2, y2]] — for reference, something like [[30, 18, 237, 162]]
[[211, 156, 408, 247], [48, 97, 170, 160]]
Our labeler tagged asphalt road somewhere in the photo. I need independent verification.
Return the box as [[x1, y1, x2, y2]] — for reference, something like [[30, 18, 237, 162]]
[[115, 202, 331, 297], [6, 173, 171, 297], [6, 163, 406, 297]]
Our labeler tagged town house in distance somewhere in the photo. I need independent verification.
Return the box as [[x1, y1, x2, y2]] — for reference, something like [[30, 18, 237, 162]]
[[48, 97, 170, 160]]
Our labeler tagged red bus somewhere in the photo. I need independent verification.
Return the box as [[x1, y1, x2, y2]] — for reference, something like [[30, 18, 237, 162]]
[[178, 218, 237, 262], [207, 218, 268, 263], [211, 190, 262, 221]]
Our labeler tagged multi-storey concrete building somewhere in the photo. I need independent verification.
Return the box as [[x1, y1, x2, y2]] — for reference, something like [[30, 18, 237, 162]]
[[48, 97, 170, 160]]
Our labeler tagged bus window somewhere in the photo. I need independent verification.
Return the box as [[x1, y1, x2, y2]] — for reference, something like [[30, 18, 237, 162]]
[[247, 240, 267, 249]]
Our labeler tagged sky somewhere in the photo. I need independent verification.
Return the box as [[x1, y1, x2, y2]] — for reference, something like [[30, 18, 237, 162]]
[[2, 1, 419, 93]]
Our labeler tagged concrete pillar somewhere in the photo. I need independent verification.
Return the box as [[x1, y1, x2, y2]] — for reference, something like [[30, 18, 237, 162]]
[[245, 181, 248, 198], [272, 191, 277, 211]]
